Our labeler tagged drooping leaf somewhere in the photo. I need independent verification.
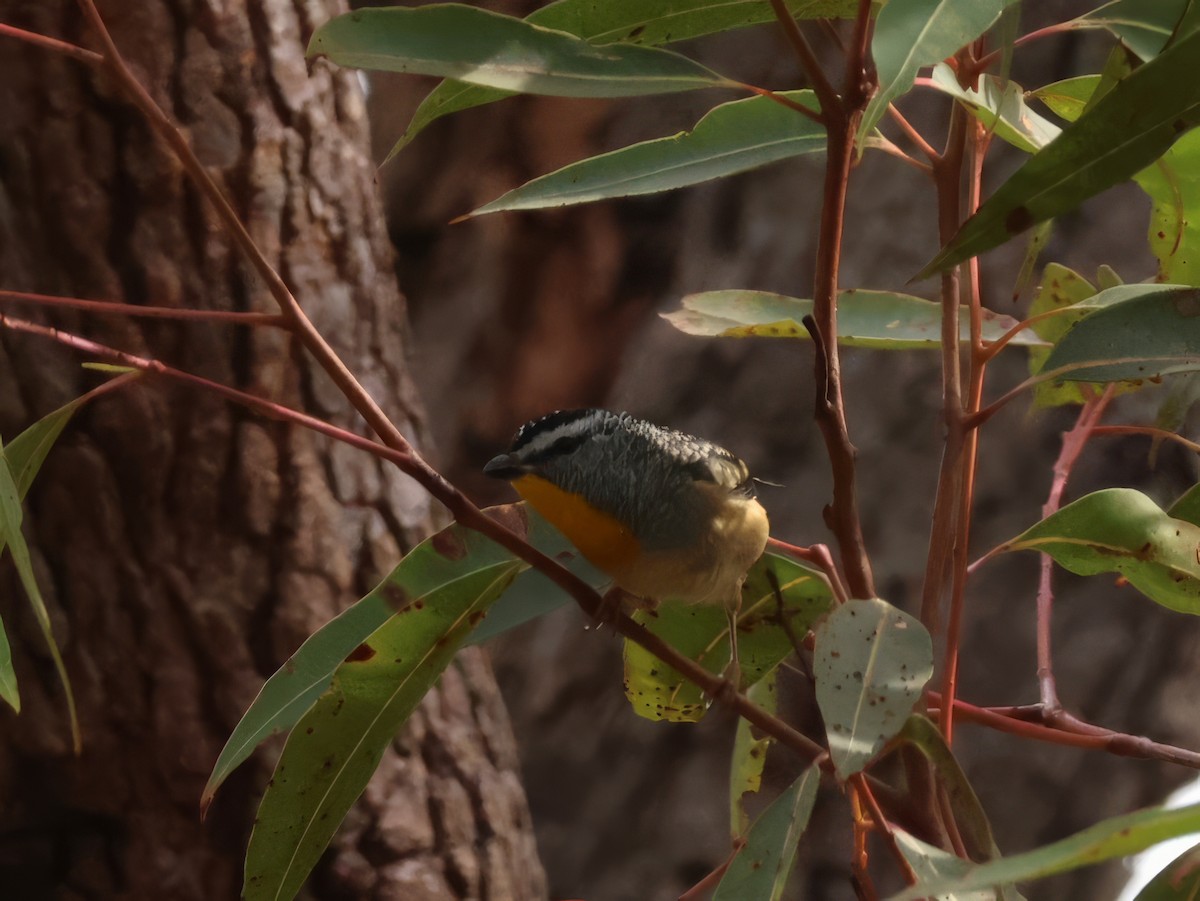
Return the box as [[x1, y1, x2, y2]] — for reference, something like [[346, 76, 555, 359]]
[[1135, 128, 1200, 285], [309, 5, 733, 99], [1041, 285, 1200, 382], [1132, 842, 1200, 900], [918, 30, 1200, 279], [889, 801, 1200, 901], [895, 832, 1008, 901], [813, 598, 933, 780], [1077, 0, 1190, 60], [714, 763, 821, 901], [466, 91, 824, 216], [664, 289, 1048, 348], [623, 552, 832, 722], [204, 505, 584, 810], [4, 399, 82, 502], [242, 556, 524, 900], [995, 488, 1200, 615], [1029, 75, 1100, 123], [730, 672, 777, 838], [0, 617, 16, 713], [0, 437, 78, 749], [859, 0, 1020, 149], [929, 64, 1060, 153], [391, 0, 855, 154]]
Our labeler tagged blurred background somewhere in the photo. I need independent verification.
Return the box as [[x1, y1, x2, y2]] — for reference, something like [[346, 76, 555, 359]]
[[364, 1, 1200, 898]]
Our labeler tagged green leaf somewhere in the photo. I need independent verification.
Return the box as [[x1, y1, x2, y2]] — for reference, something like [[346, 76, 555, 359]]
[[889, 801, 1200, 900], [929, 64, 1060, 154], [242, 556, 524, 900], [1041, 285, 1200, 382], [1135, 128, 1200, 285], [0, 616, 16, 713], [1132, 843, 1200, 900], [813, 598, 933, 780], [4, 398, 82, 505], [309, 5, 732, 99], [730, 672, 777, 838], [714, 763, 820, 901], [859, 0, 1019, 150], [0, 437, 78, 750], [895, 832, 1009, 901], [1026, 263, 1101, 407], [1029, 75, 1100, 123], [466, 91, 824, 216], [391, 0, 855, 155], [996, 488, 1200, 615], [918, 30, 1200, 279], [1167, 482, 1200, 526], [623, 552, 832, 722], [1077, 0, 1189, 60], [663, 289, 1048, 348]]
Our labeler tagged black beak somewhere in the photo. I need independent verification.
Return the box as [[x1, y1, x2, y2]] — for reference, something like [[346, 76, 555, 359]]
[[483, 453, 525, 480]]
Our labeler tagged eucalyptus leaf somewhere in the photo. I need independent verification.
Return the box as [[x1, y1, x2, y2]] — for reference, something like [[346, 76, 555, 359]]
[[730, 673, 777, 838], [930, 64, 1060, 153]]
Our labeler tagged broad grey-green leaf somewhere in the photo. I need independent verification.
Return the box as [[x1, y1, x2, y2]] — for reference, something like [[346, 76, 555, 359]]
[[664, 289, 1048, 348], [918, 30, 1200, 279], [309, 5, 732, 99], [859, 0, 1020, 150], [889, 801, 1200, 900], [930, 63, 1060, 153], [813, 598, 933, 780], [1077, 0, 1189, 60], [895, 832, 1009, 901], [467, 91, 823, 215], [1041, 286, 1200, 382], [392, 0, 855, 154], [995, 488, 1200, 615], [624, 552, 832, 722], [243, 556, 524, 900], [714, 763, 820, 901]]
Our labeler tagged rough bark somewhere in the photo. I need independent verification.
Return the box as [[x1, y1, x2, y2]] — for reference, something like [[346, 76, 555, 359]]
[[371, 8, 1200, 901], [0, 2, 544, 899]]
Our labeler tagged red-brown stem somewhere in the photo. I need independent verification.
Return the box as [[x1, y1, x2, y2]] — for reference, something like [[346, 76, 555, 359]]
[[1036, 388, 1114, 711], [737, 82, 826, 125], [851, 773, 919, 885], [972, 21, 1080, 75], [2, 311, 831, 766], [1091, 425, 1200, 455], [0, 21, 103, 65], [0, 289, 288, 327], [928, 692, 1200, 768], [678, 839, 746, 901], [980, 306, 1072, 362], [938, 118, 989, 744], [768, 0, 842, 117], [870, 136, 933, 174], [74, 0, 413, 460], [886, 104, 939, 162], [848, 786, 878, 900], [767, 537, 849, 604]]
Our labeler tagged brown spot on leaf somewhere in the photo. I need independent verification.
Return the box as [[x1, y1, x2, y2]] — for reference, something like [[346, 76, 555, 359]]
[[1005, 205, 1034, 234], [469, 611, 486, 627], [345, 643, 376, 663], [382, 581, 411, 610], [1173, 290, 1200, 317], [432, 529, 467, 561]]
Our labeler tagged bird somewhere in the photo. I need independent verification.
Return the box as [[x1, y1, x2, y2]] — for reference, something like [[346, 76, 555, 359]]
[[483, 408, 770, 689]]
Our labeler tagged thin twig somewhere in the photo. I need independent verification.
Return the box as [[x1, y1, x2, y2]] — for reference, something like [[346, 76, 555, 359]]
[[885, 104, 939, 162], [2, 311, 832, 767], [767, 537, 849, 604], [869, 135, 933, 174], [851, 773, 919, 885], [0, 21, 103, 65], [1091, 425, 1200, 455], [0, 289, 289, 327], [767, 0, 842, 117], [736, 81, 826, 125]]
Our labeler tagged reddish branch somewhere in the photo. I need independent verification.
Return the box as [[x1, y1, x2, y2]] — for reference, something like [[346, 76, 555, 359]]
[[0, 289, 287, 327]]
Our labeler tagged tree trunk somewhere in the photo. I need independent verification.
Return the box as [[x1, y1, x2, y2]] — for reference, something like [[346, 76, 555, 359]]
[[0, 2, 544, 899]]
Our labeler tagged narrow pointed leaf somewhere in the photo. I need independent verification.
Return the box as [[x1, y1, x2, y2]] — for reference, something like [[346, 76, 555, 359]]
[[1167, 482, 1200, 526], [1030, 75, 1100, 123], [0, 617, 16, 713], [714, 763, 821, 901], [996, 488, 1200, 614], [1135, 128, 1200, 285], [1132, 843, 1200, 900], [243, 557, 524, 900], [889, 802, 1200, 901], [1077, 0, 1189, 60], [664, 289, 1048, 348], [392, 0, 855, 154], [859, 0, 1019, 149], [309, 6, 732, 99], [0, 438, 78, 750], [813, 598, 933, 780], [468, 91, 823, 215], [895, 832, 1011, 901], [205, 504, 582, 809], [730, 672, 777, 838], [623, 552, 832, 722], [918, 30, 1200, 279], [1041, 286, 1200, 382], [929, 64, 1060, 153]]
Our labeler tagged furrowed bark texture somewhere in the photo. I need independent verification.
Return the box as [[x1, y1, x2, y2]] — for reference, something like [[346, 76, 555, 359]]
[[0, 2, 544, 898]]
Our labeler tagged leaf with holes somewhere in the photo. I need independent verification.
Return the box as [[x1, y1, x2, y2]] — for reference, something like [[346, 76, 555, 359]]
[[242, 555, 524, 900], [813, 598, 933, 779], [623, 552, 832, 722], [730, 673, 777, 838], [309, 5, 732, 99], [994, 488, 1200, 615]]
